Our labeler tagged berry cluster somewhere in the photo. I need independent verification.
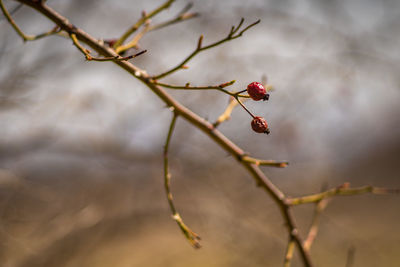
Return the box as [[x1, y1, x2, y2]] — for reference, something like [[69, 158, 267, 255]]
[[240, 82, 271, 134]]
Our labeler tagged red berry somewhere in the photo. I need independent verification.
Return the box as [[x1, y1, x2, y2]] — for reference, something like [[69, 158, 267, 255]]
[[247, 82, 269, 101], [251, 116, 270, 134]]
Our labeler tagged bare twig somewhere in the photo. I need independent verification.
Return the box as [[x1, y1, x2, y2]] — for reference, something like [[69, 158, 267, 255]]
[[283, 239, 296, 267], [213, 97, 239, 127], [287, 184, 400, 206], [303, 198, 330, 251], [115, 21, 151, 54], [0, 0, 59, 42], [234, 95, 255, 118], [70, 33, 147, 62], [148, 3, 199, 32], [164, 112, 201, 248], [241, 156, 288, 168], [113, 0, 175, 48], [153, 80, 249, 98], [152, 18, 261, 80]]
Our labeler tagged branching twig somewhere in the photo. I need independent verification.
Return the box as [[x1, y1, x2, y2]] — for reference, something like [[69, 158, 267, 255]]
[[0, 0, 60, 42], [70, 33, 147, 62], [147, 3, 199, 32], [213, 97, 239, 127], [113, 3, 198, 54], [115, 21, 151, 54], [113, 0, 175, 48], [152, 18, 261, 80], [287, 183, 400, 206], [303, 198, 330, 251], [164, 112, 201, 248], [153, 80, 249, 98]]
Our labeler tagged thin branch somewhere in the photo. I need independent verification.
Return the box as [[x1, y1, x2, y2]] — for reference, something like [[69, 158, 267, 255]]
[[115, 21, 151, 54], [153, 80, 250, 98], [287, 184, 400, 206], [283, 238, 296, 267], [213, 97, 239, 127], [234, 95, 255, 118], [152, 18, 261, 80], [70, 33, 147, 61], [113, 0, 175, 48], [0, 0, 59, 42], [241, 155, 288, 168], [303, 198, 330, 251], [164, 112, 201, 248], [148, 3, 199, 32]]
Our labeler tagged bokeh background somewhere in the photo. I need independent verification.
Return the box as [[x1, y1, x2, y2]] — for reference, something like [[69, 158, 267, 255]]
[[1, 0, 400, 266]]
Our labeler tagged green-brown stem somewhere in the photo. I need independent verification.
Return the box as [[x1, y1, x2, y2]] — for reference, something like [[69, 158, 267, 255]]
[[164, 112, 200, 248], [287, 185, 399, 205], [284, 239, 296, 267], [0, 0, 59, 42]]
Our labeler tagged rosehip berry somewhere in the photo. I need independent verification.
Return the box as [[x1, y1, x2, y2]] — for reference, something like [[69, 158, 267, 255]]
[[247, 82, 269, 101], [251, 116, 270, 134]]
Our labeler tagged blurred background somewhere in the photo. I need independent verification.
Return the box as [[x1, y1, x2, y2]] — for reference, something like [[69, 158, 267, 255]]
[[0, 0, 399, 266]]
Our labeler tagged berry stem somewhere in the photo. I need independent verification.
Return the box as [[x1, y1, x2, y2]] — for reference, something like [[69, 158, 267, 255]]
[[236, 89, 247, 94], [234, 96, 255, 118]]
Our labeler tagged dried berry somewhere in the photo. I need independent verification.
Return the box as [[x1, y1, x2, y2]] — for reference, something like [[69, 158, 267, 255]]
[[251, 116, 270, 134], [247, 82, 269, 101]]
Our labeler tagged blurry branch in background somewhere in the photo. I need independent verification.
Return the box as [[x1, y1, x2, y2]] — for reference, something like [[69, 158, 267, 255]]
[[152, 18, 261, 80], [113, 0, 175, 48], [148, 3, 198, 32], [287, 183, 400, 205], [0, 0, 60, 41], [213, 96, 239, 127], [115, 22, 151, 54], [283, 240, 296, 267], [241, 155, 288, 168], [303, 184, 331, 252], [164, 112, 201, 248], [3, 1, 399, 266], [115, 3, 199, 54], [345, 246, 356, 267]]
